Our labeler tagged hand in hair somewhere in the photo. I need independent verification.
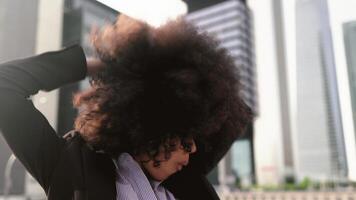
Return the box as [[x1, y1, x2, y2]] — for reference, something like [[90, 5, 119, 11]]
[[86, 57, 106, 76]]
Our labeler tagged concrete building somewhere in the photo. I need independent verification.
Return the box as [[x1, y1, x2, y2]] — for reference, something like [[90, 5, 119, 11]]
[[0, 0, 34, 192], [343, 21, 356, 181], [295, 0, 347, 181], [248, 0, 294, 185], [327, 0, 356, 181], [0, 0, 63, 198], [250, 0, 356, 185]]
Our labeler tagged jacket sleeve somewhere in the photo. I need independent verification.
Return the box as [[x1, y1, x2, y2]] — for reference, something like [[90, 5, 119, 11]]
[[0, 45, 87, 192]]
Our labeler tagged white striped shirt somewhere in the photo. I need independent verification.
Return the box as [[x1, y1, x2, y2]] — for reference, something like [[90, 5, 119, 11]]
[[113, 153, 176, 200]]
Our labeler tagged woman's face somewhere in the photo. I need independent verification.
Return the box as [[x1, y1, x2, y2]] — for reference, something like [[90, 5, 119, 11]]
[[135, 137, 197, 181]]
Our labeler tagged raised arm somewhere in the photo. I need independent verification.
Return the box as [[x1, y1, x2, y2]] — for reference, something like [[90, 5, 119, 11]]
[[0, 45, 87, 192]]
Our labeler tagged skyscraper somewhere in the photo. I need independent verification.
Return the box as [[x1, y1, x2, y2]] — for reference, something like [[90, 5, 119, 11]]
[[248, 0, 293, 185], [295, 0, 347, 180], [343, 21, 356, 180], [328, 0, 356, 182], [250, 0, 354, 185], [343, 21, 356, 145]]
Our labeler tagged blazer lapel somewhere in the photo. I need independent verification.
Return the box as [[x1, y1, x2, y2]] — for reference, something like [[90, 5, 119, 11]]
[[163, 164, 220, 200], [81, 146, 117, 200]]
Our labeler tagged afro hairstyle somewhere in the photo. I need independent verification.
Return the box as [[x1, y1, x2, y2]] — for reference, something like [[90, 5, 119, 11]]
[[73, 15, 253, 173]]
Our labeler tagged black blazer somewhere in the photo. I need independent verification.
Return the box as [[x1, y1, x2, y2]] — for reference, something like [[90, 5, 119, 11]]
[[0, 45, 224, 200]]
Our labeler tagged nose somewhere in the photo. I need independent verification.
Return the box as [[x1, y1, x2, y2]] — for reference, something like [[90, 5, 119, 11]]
[[189, 139, 197, 154]]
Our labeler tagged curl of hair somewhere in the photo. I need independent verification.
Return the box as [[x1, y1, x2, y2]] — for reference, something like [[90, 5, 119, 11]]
[[73, 15, 253, 171]]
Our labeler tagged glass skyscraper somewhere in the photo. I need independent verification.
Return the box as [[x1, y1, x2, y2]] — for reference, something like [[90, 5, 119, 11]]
[[343, 21, 356, 153], [295, 0, 347, 180]]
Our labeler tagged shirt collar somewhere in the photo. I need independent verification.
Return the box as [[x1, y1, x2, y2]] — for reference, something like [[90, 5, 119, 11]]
[[113, 153, 163, 190], [149, 179, 163, 191]]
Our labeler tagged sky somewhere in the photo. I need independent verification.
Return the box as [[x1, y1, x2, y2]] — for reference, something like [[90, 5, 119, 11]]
[[95, 0, 187, 27]]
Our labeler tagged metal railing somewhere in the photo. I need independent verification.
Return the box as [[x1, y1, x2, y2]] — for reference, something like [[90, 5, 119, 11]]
[[219, 191, 356, 200]]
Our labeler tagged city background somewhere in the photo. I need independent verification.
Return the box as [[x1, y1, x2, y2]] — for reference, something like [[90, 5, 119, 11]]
[[0, 0, 355, 199]]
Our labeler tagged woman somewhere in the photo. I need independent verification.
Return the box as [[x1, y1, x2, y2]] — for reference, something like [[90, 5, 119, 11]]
[[0, 15, 252, 200]]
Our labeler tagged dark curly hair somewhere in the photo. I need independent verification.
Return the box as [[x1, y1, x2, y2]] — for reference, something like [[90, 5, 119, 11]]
[[73, 15, 253, 172]]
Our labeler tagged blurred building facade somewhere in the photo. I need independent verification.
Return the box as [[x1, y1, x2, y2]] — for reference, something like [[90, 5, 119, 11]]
[[343, 21, 356, 153], [295, 0, 347, 181], [248, 0, 295, 185], [0, 0, 63, 198], [250, 0, 356, 185], [293, 0, 356, 183], [343, 20, 356, 181], [0, 0, 39, 196]]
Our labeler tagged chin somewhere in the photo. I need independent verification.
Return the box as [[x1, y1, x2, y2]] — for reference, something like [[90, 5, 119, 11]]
[[147, 167, 177, 181], [154, 173, 174, 182], [153, 176, 167, 182], [150, 173, 167, 181]]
